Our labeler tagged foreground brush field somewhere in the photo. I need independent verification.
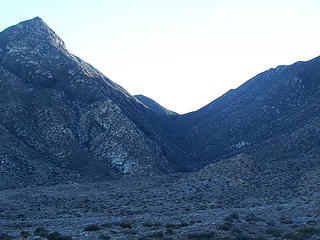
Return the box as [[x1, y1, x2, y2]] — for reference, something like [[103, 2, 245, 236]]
[[1, 168, 320, 240]]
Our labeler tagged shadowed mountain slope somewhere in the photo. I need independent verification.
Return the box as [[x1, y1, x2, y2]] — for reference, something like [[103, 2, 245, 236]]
[[169, 56, 320, 169]]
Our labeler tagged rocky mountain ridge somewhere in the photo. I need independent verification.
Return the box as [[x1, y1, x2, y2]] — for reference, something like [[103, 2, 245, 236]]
[[134, 94, 178, 119], [0, 17, 182, 189], [1, 17, 320, 189], [168, 55, 320, 169]]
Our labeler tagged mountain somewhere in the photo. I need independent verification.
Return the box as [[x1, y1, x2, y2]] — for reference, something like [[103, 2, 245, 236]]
[[1, 17, 320, 190], [2, 17, 320, 240], [135, 94, 178, 118], [0, 17, 182, 189], [169, 56, 320, 171]]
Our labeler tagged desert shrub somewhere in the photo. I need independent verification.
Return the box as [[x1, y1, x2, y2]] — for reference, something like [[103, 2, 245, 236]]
[[188, 232, 215, 239], [230, 212, 240, 219], [84, 224, 100, 231], [283, 231, 310, 240], [217, 221, 232, 231], [137, 237, 149, 240], [165, 228, 174, 235], [279, 217, 293, 224], [147, 231, 164, 238], [245, 213, 260, 222], [119, 222, 132, 229], [298, 227, 320, 234], [213, 237, 234, 240], [47, 232, 72, 240], [120, 229, 138, 235], [283, 232, 298, 239], [142, 222, 154, 227], [250, 236, 266, 240], [101, 222, 113, 228], [265, 228, 282, 237], [99, 233, 111, 240], [233, 233, 252, 240], [266, 221, 275, 226], [17, 213, 25, 219], [34, 227, 49, 237], [223, 215, 234, 222], [306, 220, 317, 225], [165, 223, 175, 228], [283, 227, 320, 239], [164, 222, 190, 229], [179, 222, 190, 227], [20, 230, 31, 238], [231, 226, 242, 234], [0, 233, 13, 240]]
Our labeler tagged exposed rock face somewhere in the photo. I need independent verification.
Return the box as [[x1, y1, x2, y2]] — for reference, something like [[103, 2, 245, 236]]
[[0, 17, 175, 189]]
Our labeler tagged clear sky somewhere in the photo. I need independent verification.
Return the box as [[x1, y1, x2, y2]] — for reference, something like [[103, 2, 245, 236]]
[[1, 0, 320, 114]]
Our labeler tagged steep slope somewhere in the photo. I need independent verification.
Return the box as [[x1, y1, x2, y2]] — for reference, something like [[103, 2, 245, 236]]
[[2, 17, 320, 190], [0, 17, 178, 189], [170, 56, 320, 169], [135, 94, 178, 119]]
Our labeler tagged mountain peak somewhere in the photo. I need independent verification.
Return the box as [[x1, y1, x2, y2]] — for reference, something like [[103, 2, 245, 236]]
[[0, 16, 66, 50], [29, 16, 43, 21], [21, 17, 50, 29], [23, 16, 44, 24]]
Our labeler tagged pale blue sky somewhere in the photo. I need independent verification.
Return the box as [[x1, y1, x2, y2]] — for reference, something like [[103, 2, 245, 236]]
[[2, 0, 320, 113]]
